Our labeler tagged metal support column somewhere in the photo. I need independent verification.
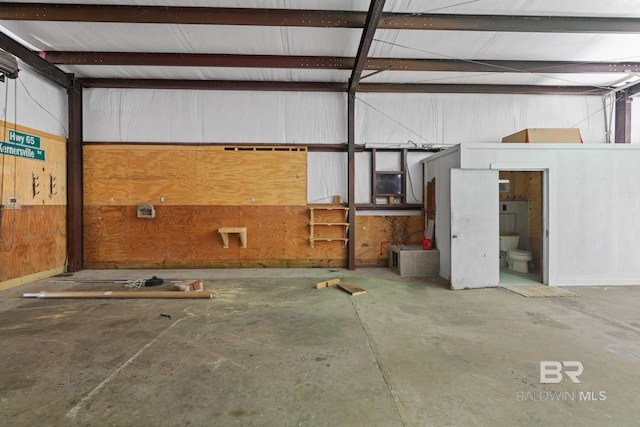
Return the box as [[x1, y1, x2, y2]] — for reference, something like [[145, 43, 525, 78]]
[[615, 89, 632, 143], [347, 92, 356, 270], [66, 79, 83, 271], [346, 0, 386, 269]]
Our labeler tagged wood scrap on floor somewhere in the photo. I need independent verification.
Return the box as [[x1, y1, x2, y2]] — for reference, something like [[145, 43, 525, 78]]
[[315, 278, 366, 296], [337, 282, 367, 296], [315, 278, 340, 289], [173, 280, 204, 292], [22, 291, 213, 299]]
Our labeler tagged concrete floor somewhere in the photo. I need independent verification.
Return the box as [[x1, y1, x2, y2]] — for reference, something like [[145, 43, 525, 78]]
[[1, 268, 639, 427]]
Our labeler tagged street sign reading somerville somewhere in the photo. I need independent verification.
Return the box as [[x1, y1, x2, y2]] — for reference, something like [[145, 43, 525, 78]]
[[1, 130, 46, 161]]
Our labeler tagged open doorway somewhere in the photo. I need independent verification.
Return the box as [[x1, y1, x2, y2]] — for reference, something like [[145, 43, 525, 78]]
[[498, 171, 545, 285]]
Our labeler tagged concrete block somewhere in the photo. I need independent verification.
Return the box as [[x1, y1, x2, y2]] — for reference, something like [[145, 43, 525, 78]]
[[388, 245, 440, 277]]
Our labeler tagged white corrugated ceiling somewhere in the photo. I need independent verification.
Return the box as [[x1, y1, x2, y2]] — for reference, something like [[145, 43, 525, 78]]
[[1, 0, 640, 91]]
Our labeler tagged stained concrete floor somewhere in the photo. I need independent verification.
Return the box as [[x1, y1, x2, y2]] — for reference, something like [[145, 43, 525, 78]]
[[1, 268, 639, 427]]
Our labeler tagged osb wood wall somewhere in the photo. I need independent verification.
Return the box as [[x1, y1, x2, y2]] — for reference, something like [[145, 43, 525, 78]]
[[84, 144, 421, 268], [84, 145, 307, 206], [499, 171, 543, 267], [355, 215, 425, 266], [0, 123, 67, 283]]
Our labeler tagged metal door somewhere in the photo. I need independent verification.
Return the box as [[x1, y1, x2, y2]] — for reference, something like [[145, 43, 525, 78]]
[[450, 169, 499, 289]]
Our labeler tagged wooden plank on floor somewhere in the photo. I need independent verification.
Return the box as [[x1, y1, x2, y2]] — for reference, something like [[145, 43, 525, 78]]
[[316, 278, 340, 289], [501, 285, 577, 298], [337, 282, 367, 296]]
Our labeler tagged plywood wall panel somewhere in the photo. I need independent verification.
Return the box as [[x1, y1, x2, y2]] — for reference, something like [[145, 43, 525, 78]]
[[84, 145, 306, 206], [195, 149, 306, 206], [83, 205, 128, 263], [83, 204, 349, 268], [355, 215, 425, 266], [499, 171, 543, 269], [83, 147, 130, 179], [1, 123, 67, 207], [0, 123, 67, 283], [526, 172, 543, 265], [84, 145, 419, 269], [0, 205, 66, 281]]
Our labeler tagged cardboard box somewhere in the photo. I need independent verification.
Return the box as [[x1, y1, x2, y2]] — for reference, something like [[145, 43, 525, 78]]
[[502, 128, 583, 143]]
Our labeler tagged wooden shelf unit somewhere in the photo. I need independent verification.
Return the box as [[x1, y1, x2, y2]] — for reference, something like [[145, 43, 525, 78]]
[[309, 205, 349, 247]]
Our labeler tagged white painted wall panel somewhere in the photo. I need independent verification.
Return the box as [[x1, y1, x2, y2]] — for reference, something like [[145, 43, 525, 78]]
[[0, 65, 68, 138], [356, 93, 606, 146], [423, 146, 461, 280], [307, 151, 347, 204], [84, 89, 346, 144]]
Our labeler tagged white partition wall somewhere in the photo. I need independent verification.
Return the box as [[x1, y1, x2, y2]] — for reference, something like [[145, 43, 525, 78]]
[[425, 143, 640, 287]]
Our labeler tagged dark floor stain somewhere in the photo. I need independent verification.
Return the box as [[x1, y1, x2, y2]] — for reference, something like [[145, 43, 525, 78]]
[[526, 311, 571, 330]]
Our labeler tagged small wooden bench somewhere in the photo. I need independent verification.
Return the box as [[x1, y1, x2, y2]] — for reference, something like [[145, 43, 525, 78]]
[[218, 227, 247, 248]]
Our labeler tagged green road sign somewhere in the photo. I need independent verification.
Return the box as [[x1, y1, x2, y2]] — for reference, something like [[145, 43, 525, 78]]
[[0, 141, 46, 161], [8, 130, 41, 148]]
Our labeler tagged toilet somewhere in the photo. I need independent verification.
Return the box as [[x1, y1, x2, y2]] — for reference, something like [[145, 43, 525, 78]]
[[499, 235, 533, 273]]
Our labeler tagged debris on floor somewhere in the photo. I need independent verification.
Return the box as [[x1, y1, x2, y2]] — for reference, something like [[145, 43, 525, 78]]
[[316, 278, 340, 289], [315, 278, 366, 296], [144, 276, 164, 286], [337, 282, 367, 296], [173, 280, 204, 292]]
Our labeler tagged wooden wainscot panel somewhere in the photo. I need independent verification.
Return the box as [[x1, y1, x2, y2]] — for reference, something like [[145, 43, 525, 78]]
[[0, 123, 67, 283], [237, 206, 346, 262], [127, 205, 240, 262], [0, 206, 66, 282], [83, 204, 346, 269], [355, 215, 425, 266], [83, 205, 128, 265]]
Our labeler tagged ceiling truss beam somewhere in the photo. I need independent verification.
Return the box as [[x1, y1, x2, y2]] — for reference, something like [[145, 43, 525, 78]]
[[80, 79, 347, 92], [349, 0, 386, 93], [2, 4, 640, 34], [0, 31, 72, 89], [357, 83, 609, 95], [0, 4, 365, 27], [43, 51, 640, 75], [377, 13, 640, 33], [358, 83, 611, 95], [79, 78, 609, 95]]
